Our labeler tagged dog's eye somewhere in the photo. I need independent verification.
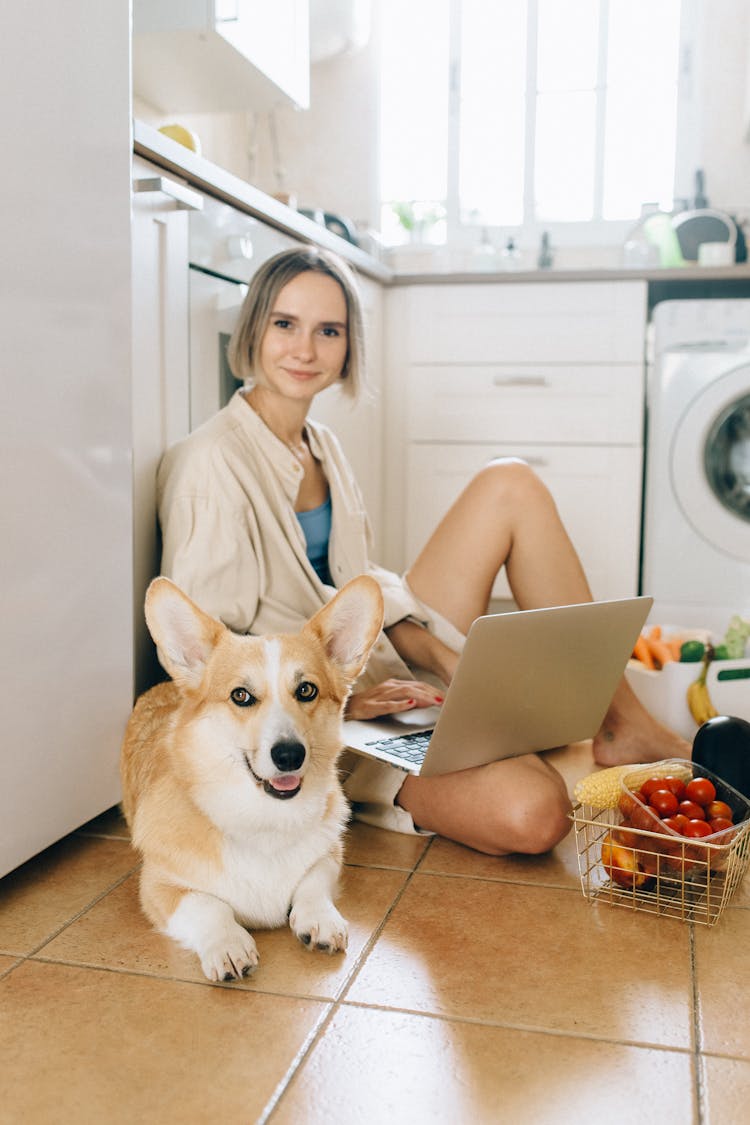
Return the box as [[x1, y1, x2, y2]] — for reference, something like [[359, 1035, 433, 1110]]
[[295, 681, 318, 702], [230, 687, 257, 707]]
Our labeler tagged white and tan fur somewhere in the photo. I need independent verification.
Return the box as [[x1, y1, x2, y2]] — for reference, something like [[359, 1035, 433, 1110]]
[[120, 575, 384, 982]]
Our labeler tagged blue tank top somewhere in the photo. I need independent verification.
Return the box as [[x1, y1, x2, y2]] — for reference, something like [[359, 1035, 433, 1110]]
[[296, 495, 333, 585]]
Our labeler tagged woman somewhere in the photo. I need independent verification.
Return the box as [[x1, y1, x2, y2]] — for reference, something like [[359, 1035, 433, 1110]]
[[157, 246, 688, 856]]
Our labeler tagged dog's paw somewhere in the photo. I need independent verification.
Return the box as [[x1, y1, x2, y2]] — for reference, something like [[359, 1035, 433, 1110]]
[[199, 925, 260, 982], [289, 903, 348, 954]]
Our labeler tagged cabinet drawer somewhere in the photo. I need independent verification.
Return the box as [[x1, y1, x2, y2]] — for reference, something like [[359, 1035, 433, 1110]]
[[406, 443, 642, 601], [407, 363, 644, 444], [405, 281, 646, 363]]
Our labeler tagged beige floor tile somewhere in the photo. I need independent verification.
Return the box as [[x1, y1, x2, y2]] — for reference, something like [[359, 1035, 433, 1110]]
[[39, 863, 408, 998], [347, 874, 693, 1048], [419, 824, 581, 887], [344, 819, 431, 869], [695, 908, 750, 1060], [0, 955, 19, 978], [702, 1054, 750, 1123], [727, 868, 750, 908], [0, 959, 326, 1124], [0, 834, 139, 955], [273, 1004, 695, 1125]]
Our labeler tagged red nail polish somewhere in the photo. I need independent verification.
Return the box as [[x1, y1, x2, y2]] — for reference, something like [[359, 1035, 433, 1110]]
[[434, 695, 444, 703]]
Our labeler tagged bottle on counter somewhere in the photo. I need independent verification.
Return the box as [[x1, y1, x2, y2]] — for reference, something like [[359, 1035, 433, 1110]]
[[537, 231, 554, 269], [500, 237, 522, 270]]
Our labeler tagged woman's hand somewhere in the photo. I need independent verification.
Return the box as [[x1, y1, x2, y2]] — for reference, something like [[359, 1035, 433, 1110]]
[[345, 679, 445, 722]]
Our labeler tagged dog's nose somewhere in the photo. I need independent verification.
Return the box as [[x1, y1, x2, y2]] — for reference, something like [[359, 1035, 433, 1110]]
[[270, 740, 306, 773]]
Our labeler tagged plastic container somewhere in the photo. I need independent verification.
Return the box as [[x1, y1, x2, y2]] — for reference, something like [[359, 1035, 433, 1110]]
[[625, 657, 750, 740], [572, 759, 750, 926]]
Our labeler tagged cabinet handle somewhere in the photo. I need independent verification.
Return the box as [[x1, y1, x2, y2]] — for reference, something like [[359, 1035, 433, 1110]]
[[492, 375, 549, 388], [133, 177, 203, 212]]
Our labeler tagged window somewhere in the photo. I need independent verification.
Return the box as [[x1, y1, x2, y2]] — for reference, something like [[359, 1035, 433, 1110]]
[[379, 0, 686, 247]]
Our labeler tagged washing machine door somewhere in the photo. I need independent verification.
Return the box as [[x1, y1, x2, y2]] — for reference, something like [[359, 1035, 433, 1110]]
[[671, 364, 750, 563]]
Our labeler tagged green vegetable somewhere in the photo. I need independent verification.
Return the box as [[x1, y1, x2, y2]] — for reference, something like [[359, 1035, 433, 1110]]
[[712, 644, 729, 660], [680, 640, 706, 663], [723, 615, 750, 660]]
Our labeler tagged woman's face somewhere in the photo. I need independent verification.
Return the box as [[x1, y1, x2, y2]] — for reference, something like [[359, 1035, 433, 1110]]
[[256, 270, 349, 403]]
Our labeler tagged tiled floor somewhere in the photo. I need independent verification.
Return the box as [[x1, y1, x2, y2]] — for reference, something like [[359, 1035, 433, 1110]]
[[2, 740, 749, 1124]]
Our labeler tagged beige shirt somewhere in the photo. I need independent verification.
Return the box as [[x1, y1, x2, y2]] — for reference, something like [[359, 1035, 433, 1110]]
[[157, 389, 425, 689]]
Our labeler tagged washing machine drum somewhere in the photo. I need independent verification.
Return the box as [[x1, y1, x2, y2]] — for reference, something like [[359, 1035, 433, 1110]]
[[671, 364, 750, 563]]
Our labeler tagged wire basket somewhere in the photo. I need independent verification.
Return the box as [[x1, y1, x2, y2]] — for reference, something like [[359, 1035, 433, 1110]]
[[572, 761, 750, 926]]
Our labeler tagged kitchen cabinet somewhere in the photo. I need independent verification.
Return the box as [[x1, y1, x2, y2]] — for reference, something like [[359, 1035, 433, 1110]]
[[0, 0, 134, 878], [131, 158, 201, 696], [382, 281, 647, 601], [133, 0, 310, 112]]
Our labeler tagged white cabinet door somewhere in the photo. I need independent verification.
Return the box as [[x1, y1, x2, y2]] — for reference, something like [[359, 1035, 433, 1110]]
[[0, 1, 133, 877], [131, 158, 199, 696], [407, 363, 644, 445], [405, 282, 646, 363], [406, 444, 643, 602], [133, 0, 310, 111]]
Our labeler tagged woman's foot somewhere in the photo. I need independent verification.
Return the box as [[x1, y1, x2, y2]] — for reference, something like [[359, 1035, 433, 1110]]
[[592, 678, 691, 766]]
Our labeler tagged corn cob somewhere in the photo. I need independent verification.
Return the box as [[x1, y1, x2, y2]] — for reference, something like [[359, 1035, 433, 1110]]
[[573, 760, 693, 810]]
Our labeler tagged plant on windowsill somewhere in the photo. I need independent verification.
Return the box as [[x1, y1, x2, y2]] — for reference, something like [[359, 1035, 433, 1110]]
[[391, 200, 446, 244]]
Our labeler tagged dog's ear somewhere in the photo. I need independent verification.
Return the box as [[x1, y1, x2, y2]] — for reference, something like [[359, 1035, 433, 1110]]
[[304, 575, 384, 683], [144, 577, 225, 689]]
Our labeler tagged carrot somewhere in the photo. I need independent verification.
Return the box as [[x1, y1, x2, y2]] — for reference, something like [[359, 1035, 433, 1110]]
[[632, 634, 656, 669], [666, 637, 683, 661], [645, 636, 676, 669], [647, 625, 663, 641]]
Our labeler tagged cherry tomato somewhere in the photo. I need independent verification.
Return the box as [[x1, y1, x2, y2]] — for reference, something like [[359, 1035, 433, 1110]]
[[704, 800, 733, 822], [678, 800, 706, 820], [659, 776, 687, 799], [709, 817, 734, 834], [662, 814, 689, 835], [641, 778, 669, 799], [648, 789, 679, 817], [683, 819, 713, 838], [684, 778, 717, 807]]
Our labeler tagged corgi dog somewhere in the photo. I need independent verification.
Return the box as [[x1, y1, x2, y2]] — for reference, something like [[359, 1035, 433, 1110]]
[[120, 574, 384, 982]]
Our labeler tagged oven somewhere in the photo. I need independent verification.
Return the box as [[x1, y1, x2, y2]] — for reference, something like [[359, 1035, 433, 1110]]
[[188, 196, 299, 430]]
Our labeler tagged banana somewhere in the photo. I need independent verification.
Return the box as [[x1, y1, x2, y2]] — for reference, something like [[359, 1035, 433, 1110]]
[[687, 656, 719, 726]]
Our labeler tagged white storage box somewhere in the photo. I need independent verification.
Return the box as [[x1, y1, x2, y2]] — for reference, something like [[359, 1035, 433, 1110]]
[[626, 658, 750, 741]]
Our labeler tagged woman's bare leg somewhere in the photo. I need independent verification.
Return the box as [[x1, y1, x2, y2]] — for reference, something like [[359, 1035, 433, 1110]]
[[403, 458, 690, 777], [397, 753, 572, 855], [406, 458, 592, 635]]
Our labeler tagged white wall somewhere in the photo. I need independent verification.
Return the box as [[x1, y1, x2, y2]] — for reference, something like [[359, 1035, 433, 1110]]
[[690, 0, 750, 217]]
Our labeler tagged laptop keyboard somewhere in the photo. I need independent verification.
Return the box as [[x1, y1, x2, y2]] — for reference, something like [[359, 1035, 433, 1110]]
[[365, 729, 433, 767]]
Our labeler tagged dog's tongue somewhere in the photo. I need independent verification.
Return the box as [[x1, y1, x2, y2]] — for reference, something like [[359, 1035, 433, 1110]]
[[269, 774, 301, 792]]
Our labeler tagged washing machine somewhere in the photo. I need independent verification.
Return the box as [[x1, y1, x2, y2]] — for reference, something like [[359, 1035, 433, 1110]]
[[642, 299, 750, 635]]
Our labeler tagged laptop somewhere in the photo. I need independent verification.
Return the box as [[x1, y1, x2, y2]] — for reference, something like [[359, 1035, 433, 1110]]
[[344, 596, 652, 777]]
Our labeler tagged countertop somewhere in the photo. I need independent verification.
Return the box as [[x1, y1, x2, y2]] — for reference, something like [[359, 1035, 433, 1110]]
[[134, 121, 750, 289]]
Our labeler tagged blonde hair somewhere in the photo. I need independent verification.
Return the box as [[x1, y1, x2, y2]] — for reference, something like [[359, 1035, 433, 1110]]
[[226, 246, 366, 399]]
